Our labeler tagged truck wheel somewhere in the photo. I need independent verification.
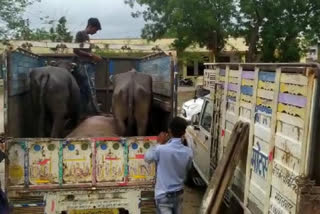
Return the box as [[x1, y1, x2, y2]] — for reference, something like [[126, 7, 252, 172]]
[[185, 164, 206, 187]]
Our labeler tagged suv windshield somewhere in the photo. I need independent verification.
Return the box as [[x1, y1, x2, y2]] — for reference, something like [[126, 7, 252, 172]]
[[200, 100, 213, 132]]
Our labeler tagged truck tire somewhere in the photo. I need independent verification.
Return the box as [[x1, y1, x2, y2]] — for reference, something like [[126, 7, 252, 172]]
[[185, 164, 206, 187]]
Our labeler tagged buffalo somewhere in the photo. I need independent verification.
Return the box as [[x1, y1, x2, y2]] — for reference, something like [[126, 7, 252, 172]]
[[67, 116, 118, 138], [30, 63, 81, 138], [112, 69, 152, 136]]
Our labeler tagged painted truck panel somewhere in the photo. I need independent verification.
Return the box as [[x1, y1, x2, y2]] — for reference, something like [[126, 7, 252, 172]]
[[7, 137, 157, 213], [7, 137, 156, 189], [194, 63, 320, 214]]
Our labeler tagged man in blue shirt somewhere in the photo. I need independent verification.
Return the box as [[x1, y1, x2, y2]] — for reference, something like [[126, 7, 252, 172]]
[[145, 117, 193, 214]]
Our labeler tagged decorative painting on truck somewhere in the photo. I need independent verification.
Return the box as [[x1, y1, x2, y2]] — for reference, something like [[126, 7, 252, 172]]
[[8, 142, 26, 186], [203, 63, 318, 214], [96, 138, 125, 183], [29, 141, 59, 185], [127, 137, 156, 183], [63, 140, 92, 184], [6, 138, 156, 189]]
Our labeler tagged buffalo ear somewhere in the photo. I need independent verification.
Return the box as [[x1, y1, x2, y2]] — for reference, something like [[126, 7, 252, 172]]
[[69, 63, 78, 73], [109, 75, 114, 84], [71, 63, 77, 69], [49, 60, 57, 66]]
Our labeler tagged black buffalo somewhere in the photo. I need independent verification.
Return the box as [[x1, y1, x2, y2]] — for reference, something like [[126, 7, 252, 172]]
[[30, 64, 81, 138], [112, 69, 153, 136]]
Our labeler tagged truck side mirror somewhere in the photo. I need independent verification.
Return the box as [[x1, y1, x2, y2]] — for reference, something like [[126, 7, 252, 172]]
[[191, 114, 200, 126]]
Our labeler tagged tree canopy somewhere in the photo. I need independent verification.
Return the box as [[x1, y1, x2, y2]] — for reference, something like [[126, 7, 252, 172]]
[[238, 0, 320, 62], [0, 0, 39, 39], [48, 16, 73, 42], [125, 0, 236, 58], [127, 0, 320, 62], [15, 16, 73, 42], [0, 0, 72, 42]]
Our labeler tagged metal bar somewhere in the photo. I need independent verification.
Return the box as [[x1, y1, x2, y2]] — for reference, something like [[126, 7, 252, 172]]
[[58, 141, 63, 187], [8, 41, 170, 52], [8, 184, 154, 192], [123, 138, 129, 184], [205, 62, 319, 66], [105, 59, 111, 113], [205, 63, 320, 75], [171, 56, 176, 118], [301, 71, 316, 175], [12, 48, 40, 58], [29, 185, 60, 190], [5, 52, 11, 136], [92, 140, 97, 187], [23, 141, 29, 189]]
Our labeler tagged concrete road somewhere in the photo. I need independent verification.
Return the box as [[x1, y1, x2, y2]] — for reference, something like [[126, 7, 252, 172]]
[[183, 186, 206, 214]]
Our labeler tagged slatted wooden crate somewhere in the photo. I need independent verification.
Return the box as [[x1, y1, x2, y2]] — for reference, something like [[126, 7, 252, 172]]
[[203, 63, 320, 214], [203, 68, 217, 91]]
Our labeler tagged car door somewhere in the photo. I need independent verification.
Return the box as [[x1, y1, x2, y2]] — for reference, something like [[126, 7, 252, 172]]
[[192, 99, 213, 183]]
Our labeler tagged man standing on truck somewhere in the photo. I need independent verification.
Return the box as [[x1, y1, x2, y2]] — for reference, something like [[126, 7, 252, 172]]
[[73, 17, 103, 115], [145, 117, 193, 214]]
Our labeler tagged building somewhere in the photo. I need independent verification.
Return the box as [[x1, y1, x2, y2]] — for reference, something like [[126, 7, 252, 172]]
[[0, 38, 248, 82], [92, 38, 248, 81], [305, 43, 320, 62]]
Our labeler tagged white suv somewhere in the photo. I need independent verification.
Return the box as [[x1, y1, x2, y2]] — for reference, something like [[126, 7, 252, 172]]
[[180, 97, 205, 122], [180, 87, 210, 122]]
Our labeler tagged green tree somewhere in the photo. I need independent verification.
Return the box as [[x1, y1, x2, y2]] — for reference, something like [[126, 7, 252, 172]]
[[125, 0, 236, 60], [237, 0, 320, 62], [15, 16, 73, 42], [0, 0, 40, 39], [235, 0, 268, 62], [50, 16, 73, 42]]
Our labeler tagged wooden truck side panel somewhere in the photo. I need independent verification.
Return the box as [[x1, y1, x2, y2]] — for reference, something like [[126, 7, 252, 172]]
[[197, 63, 320, 214]]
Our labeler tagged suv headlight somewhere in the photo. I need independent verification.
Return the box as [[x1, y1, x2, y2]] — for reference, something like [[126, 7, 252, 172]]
[[181, 109, 187, 117]]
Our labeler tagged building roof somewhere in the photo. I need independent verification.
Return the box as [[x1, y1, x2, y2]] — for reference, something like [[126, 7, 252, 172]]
[[92, 37, 249, 52], [0, 37, 248, 55]]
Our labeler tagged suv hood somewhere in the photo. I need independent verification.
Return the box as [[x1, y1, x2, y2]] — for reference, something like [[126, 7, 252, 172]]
[[183, 98, 204, 109]]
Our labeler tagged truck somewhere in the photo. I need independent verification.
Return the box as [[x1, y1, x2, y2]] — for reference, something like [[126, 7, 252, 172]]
[[185, 62, 320, 214], [2, 42, 178, 214]]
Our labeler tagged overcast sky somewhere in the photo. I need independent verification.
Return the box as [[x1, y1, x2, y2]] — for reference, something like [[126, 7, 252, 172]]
[[24, 0, 146, 39]]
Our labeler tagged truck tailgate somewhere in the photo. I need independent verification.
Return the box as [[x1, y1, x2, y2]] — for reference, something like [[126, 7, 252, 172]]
[[6, 137, 157, 213]]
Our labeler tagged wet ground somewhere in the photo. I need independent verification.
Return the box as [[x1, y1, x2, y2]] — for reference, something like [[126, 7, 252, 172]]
[[183, 186, 206, 213]]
